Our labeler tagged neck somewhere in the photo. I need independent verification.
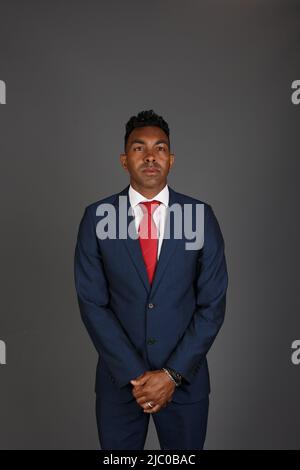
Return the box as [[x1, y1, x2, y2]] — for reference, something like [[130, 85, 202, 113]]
[[130, 180, 167, 199]]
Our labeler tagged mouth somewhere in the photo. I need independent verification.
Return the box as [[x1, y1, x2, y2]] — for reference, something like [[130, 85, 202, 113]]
[[142, 167, 160, 175]]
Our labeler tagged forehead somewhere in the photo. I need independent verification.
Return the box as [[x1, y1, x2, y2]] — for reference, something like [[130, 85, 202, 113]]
[[128, 126, 168, 143]]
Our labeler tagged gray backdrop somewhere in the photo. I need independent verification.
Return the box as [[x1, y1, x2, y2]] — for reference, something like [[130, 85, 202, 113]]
[[0, 0, 299, 449]]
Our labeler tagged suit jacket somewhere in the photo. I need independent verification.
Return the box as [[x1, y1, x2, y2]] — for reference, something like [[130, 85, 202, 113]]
[[74, 184, 228, 403]]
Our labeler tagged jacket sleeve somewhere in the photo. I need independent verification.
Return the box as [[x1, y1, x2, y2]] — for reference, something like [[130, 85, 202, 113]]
[[165, 203, 228, 384], [74, 206, 148, 388]]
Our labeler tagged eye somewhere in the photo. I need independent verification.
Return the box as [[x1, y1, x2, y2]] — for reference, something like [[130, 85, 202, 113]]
[[133, 146, 143, 151], [157, 146, 166, 152]]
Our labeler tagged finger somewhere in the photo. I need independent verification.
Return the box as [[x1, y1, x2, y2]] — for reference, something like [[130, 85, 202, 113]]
[[130, 373, 145, 385], [132, 391, 151, 403], [131, 375, 149, 386], [143, 403, 161, 414], [136, 396, 149, 406], [141, 401, 154, 411], [135, 397, 156, 410], [135, 388, 152, 399], [132, 384, 144, 394], [141, 400, 157, 411]]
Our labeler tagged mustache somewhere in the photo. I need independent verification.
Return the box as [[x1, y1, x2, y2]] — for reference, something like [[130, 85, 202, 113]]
[[141, 164, 161, 171]]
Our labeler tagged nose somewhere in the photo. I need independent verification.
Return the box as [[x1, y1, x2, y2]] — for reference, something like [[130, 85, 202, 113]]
[[145, 152, 155, 163]]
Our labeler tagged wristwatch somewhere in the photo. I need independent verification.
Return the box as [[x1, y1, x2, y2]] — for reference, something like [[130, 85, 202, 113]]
[[162, 367, 183, 387]]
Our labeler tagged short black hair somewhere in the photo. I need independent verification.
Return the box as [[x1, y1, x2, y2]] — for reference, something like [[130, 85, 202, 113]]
[[124, 109, 170, 152]]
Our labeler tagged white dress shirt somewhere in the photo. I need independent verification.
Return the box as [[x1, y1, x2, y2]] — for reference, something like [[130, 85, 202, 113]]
[[128, 184, 169, 259]]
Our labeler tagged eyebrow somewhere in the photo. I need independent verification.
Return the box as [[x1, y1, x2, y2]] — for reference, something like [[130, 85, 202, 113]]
[[130, 139, 169, 148]]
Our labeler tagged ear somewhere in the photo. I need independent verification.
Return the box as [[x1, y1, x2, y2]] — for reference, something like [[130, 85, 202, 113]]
[[169, 153, 175, 168], [120, 153, 128, 170]]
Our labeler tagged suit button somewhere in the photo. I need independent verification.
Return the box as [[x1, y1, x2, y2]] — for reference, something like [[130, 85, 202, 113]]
[[148, 303, 154, 309], [147, 338, 156, 345]]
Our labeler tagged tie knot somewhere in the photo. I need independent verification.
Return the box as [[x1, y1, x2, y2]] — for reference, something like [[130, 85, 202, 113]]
[[139, 200, 161, 215]]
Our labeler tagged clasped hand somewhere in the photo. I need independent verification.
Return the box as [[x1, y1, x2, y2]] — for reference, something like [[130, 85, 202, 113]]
[[130, 370, 175, 414]]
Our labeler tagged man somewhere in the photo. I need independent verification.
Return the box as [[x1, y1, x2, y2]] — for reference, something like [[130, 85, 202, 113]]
[[74, 109, 228, 450]]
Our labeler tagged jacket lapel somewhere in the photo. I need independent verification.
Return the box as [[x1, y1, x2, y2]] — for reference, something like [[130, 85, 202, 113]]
[[114, 184, 180, 297]]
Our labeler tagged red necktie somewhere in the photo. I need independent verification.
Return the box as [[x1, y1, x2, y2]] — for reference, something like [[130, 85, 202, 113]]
[[138, 200, 161, 285]]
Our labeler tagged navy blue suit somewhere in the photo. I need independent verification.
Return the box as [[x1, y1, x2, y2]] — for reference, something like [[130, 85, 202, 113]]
[[74, 184, 228, 449]]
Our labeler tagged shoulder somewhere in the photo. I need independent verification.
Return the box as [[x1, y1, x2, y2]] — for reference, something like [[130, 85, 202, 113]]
[[171, 187, 212, 215], [171, 188, 224, 242], [76, 191, 120, 235]]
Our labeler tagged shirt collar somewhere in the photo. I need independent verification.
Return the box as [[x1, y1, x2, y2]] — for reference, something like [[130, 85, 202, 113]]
[[128, 183, 169, 209]]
